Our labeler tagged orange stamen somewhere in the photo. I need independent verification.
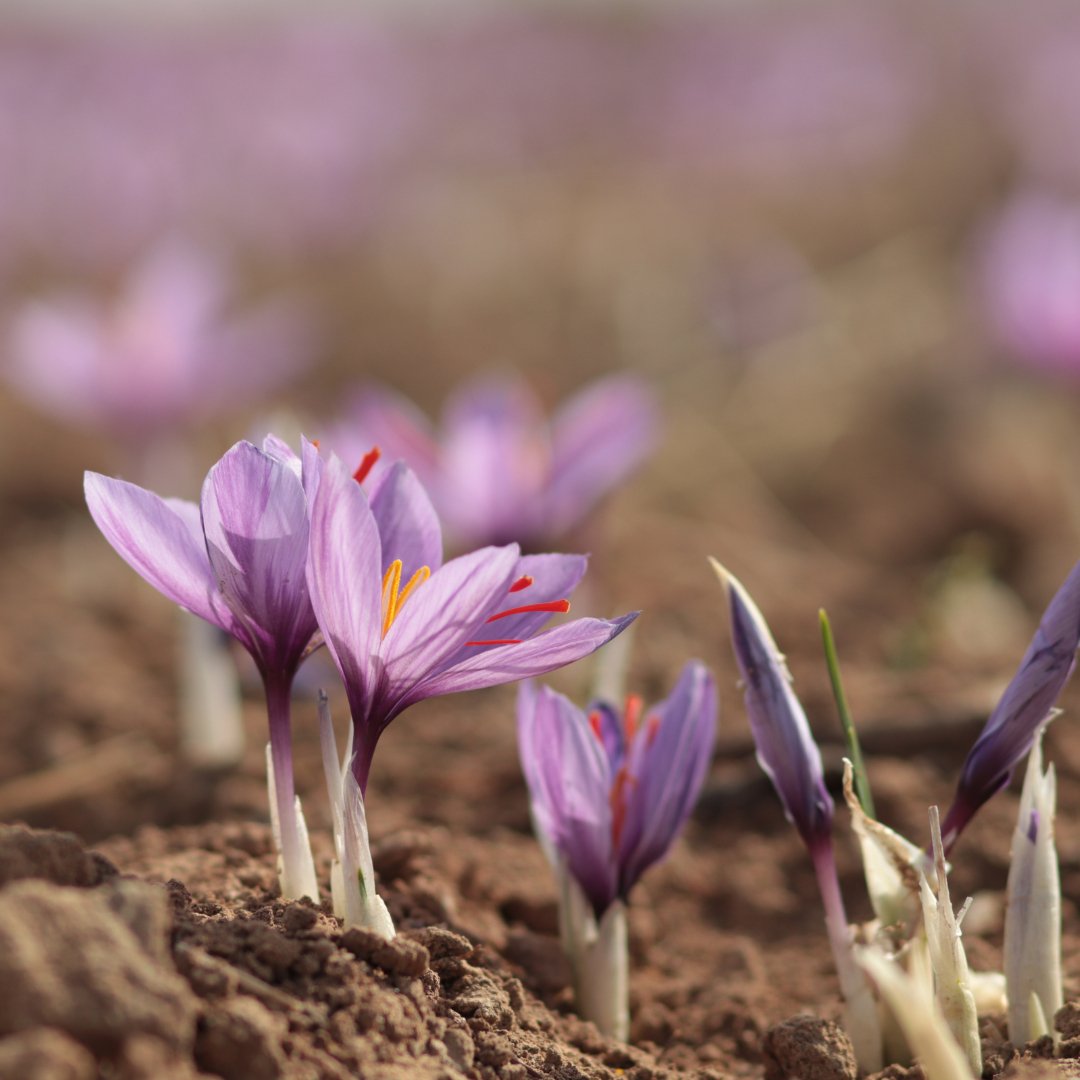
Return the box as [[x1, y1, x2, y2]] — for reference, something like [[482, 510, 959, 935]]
[[381, 560, 430, 637], [465, 638, 522, 646], [486, 599, 570, 623], [353, 446, 381, 485], [312, 439, 321, 449], [509, 575, 534, 593], [623, 694, 644, 742]]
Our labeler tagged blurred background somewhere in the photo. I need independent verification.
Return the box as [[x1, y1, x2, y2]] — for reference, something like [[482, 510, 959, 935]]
[[5, 0, 1080, 848]]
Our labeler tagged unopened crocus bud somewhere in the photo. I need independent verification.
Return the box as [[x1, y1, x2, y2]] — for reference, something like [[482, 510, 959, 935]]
[[941, 560, 1080, 853], [712, 560, 881, 1073]]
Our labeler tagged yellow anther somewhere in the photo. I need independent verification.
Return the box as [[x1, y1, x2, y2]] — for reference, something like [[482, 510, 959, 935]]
[[380, 560, 431, 637]]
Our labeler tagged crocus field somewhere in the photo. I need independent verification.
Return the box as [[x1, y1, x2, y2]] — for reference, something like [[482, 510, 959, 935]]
[[6, 3, 1080, 1079]]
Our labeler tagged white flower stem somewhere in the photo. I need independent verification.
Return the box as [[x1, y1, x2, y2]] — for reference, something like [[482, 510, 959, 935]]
[[176, 612, 245, 768], [318, 693, 394, 939], [810, 840, 883, 1073], [1005, 731, 1061, 1045], [920, 806, 981, 1075], [556, 865, 629, 1041]]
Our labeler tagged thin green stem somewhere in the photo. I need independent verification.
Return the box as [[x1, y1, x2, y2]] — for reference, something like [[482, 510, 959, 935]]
[[819, 609, 875, 818]]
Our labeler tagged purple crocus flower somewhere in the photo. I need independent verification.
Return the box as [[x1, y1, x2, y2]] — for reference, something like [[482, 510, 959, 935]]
[[305, 451, 638, 795], [84, 436, 323, 900], [516, 661, 716, 919], [326, 373, 658, 549], [7, 240, 311, 444], [940, 559, 1080, 853]]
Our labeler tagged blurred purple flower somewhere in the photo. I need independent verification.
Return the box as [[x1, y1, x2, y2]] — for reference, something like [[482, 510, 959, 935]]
[[6, 240, 312, 439], [84, 436, 322, 898], [517, 662, 716, 918], [714, 561, 833, 850], [941, 559, 1080, 852], [976, 192, 1080, 378], [306, 450, 638, 794], [328, 374, 658, 549]]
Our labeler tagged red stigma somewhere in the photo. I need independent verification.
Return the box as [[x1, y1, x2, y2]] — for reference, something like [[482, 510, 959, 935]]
[[487, 599, 570, 623], [623, 694, 644, 742], [465, 638, 522, 647], [588, 710, 603, 742], [353, 446, 381, 485], [509, 575, 534, 593], [646, 714, 661, 747], [312, 439, 321, 450]]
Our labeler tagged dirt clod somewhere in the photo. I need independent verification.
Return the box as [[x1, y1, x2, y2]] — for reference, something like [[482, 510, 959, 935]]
[[0, 825, 116, 888], [763, 1015, 857, 1080]]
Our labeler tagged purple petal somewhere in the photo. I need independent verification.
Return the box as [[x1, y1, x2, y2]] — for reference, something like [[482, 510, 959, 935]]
[[716, 562, 833, 850], [941, 558, 1080, 849], [201, 441, 317, 674], [378, 544, 521, 714], [84, 472, 233, 632], [546, 375, 658, 533], [411, 612, 639, 702], [306, 454, 384, 739], [478, 552, 589, 641], [617, 661, 717, 892], [517, 682, 618, 915], [439, 376, 549, 546], [367, 460, 444, 578]]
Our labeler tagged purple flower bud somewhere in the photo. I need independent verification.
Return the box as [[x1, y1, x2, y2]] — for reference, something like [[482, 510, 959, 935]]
[[712, 560, 833, 851], [941, 560, 1080, 852], [517, 662, 717, 918]]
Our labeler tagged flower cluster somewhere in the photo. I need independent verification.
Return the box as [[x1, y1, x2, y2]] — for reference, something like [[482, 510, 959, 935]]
[[86, 436, 636, 909]]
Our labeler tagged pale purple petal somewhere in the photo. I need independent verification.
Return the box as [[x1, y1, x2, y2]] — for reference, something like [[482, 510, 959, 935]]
[[479, 552, 589, 641], [720, 565, 833, 849], [517, 682, 617, 915], [617, 661, 717, 891], [439, 377, 549, 546], [367, 460, 443, 578], [84, 471, 233, 632], [201, 441, 317, 674], [942, 558, 1080, 849], [306, 454, 384, 732], [378, 544, 521, 714], [547, 375, 659, 533], [412, 612, 638, 701]]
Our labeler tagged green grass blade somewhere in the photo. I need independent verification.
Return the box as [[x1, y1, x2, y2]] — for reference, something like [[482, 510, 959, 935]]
[[820, 608, 875, 818]]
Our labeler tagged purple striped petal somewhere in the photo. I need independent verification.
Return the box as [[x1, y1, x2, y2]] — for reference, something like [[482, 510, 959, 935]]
[[617, 661, 717, 891], [201, 441, 317, 674], [715, 561, 833, 850], [84, 472, 233, 632], [517, 682, 618, 915], [367, 460, 444, 578], [306, 454, 384, 731], [547, 375, 658, 533], [378, 544, 521, 713], [941, 558, 1080, 850], [412, 612, 638, 701]]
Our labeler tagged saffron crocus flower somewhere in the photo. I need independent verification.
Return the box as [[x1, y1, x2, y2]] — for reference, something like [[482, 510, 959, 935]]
[[7, 240, 311, 445], [516, 662, 716, 1040], [305, 451, 637, 932], [939, 558, 1080, 853], [327, 373, 658, 549], [84, 437, 323, 901], [711, 560, 881, 1073]]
